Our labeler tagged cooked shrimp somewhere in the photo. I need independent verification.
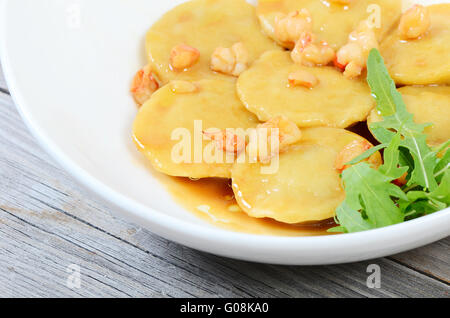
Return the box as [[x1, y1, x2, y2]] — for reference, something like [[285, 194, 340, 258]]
[[203, 129, 247, 155], [248, 116, 302, 164], [170, 44, 200, 71], [291, 32, 335, 67], [393, 172, 408, 187], [336, 20, 379, 78], [210, 42, 249, 77], [274, 9, 313, 48], [258, 116, 302, 152], [288, 70, 319, 88], [130, 65, 159, 106], [399, 5, 431, 40], [333, 56, 346, 72], [335, 42, 365, 78], [335, 139, 373, 173]]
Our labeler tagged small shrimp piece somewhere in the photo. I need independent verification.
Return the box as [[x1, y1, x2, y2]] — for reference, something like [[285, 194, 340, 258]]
[[211, 47, 235, 75], [335, 140, 373, 173], [258, 116, 302, 151], [350, 21, 379, 53], [231, 42, 250, 76], [291, 31, 314, 62], [250, 116, 301, 163], [343, 61, 364, 79], [203, 129, 247, 155], [336, 42, 365, 78], [130, 65, 159, 106], [336, 21, 378, 78], [337, 43, 364, 65], [170, 80, 198, 94], [274, 9, 313, 48], [333, 56, 347, 71], [399, 5, 431, 40], [393, 172, 408, 187], [288, 70, 319, 88], [170, 44, 200, 71], [291, 32, 335, 67], [210, 42, 249, 77]]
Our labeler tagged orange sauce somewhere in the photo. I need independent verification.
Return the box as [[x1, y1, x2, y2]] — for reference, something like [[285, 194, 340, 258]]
[[155, 174, 336, 236]]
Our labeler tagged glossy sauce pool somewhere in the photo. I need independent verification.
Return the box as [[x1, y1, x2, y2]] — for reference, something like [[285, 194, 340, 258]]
[[156, 174, 337, 236]]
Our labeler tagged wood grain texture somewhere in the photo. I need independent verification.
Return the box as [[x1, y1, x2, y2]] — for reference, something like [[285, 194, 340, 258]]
[[391, 239, 450, 284], [0, 67, 448, 298]]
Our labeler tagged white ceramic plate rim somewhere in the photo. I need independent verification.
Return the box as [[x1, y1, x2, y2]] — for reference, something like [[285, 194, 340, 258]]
[[1, 0, 449, 265]]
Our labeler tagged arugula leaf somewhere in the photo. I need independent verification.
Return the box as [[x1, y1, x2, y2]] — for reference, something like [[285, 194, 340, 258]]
[[340, 162, 405, 228], [345, 143, 387, 166], [333, 203, 372, 233], [367, 49, 437, 191], [435, 148, 449, 183], [398, 147, 415, 174], [402, 200, 444, 220], [330, 49, 449, 234], [378, 133, 408, 180], [434, 140, 450, 155], [399, 185, 448, 218], [429, 170, 450, 205]]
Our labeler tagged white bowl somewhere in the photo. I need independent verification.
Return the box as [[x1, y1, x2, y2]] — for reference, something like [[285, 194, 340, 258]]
[[1, 0, 449, 265]]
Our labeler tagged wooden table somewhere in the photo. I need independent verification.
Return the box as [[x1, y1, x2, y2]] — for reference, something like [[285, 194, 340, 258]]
[[0, 64, 448, 298]]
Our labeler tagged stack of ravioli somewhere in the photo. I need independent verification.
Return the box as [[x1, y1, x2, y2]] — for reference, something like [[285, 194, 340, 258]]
[[133, 0, 450, 225]]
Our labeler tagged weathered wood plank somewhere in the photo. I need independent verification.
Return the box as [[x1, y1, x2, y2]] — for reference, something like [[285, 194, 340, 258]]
[[0, 69, 448, 297], [1, 197, 448, 298], [391, 239, 450, 284]]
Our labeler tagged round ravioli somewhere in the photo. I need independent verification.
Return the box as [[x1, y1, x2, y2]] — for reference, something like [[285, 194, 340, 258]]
[[133, 79, 259, 178], [232, 127, 382, 224], [145, 0, 280, 84], [368, 86, 450, 148], [257, 0, 402, 49], [237, 50, 375, 128], [381, 4, 450, 85]]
